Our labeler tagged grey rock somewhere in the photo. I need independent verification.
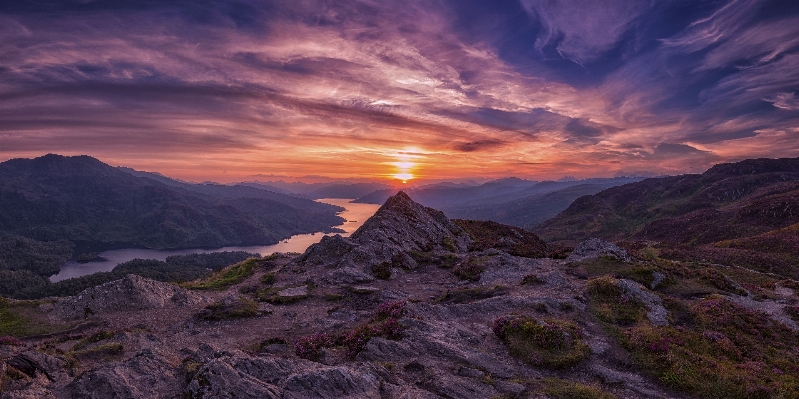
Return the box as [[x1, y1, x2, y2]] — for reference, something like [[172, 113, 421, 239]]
[[425, 371, 499, 398], [185, 358, 281, 399], [650, 271, 666, 289], [278, 285, 309, 297], [296, 192, 471, 284], [617, 279, 669, 326], [67, 349, 181, 399], [566, 238, 631, 263], [456, 366, 485, 379], [53, 274, 206, 320], [283, 366, 380, 399]]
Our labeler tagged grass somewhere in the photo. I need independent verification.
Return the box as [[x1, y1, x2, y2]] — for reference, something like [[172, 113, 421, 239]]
[[540, 377, 618, 399], [493, 315, 590, 369], [0, 297, 68, 337], [619, 296, 799, 398], [585, 276, 647, 326], [181, 257, 260, 290]]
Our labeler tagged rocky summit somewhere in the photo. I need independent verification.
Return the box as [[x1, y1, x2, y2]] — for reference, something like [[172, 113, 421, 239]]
[[2, 192, 799, 399]]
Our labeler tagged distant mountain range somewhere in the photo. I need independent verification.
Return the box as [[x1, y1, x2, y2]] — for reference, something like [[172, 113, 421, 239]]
[[353, 177, 643, 228], [0, 155, 345, 257], [239, 181, 392, 199], [537, 157, 799, 277]]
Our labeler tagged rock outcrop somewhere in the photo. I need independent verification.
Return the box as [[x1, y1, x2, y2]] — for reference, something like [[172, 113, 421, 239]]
[[52, 274, 207, 320], [565, 238, 631, 263], [297, 192, 471, 282]]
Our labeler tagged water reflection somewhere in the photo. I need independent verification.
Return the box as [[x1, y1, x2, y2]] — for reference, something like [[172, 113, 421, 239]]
[[50, 198, 379, 282]]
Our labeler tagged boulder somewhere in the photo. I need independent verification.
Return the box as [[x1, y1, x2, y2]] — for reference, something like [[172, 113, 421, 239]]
[[52, 275, 207, 320]]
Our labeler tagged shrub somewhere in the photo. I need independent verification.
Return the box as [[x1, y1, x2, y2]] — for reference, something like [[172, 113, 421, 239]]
[[294, 333, 339, 360], [453, 256, 489, 281], [493, 315, 589, 369], [295, 301, 407, 360]]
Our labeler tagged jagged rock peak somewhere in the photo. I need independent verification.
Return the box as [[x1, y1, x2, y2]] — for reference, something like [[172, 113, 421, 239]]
[[296, 191, 471, 283]]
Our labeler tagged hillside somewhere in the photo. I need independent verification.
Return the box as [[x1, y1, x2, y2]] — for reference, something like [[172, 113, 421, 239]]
[[0, 154, 344, 263], [3, 192, 799, 399], [537, 157, 799, 276]]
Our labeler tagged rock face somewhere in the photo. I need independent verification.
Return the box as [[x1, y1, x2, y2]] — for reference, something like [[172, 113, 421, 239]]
[[52, 274, 207, 320], [565, 238, 631, 263], [297, 192, 471, 282]]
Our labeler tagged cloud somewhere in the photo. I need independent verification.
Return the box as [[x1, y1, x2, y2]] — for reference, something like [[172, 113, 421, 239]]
[[764, 92, 799, 111], [0, 0, 797, 181], [519, 0, 649, 64]]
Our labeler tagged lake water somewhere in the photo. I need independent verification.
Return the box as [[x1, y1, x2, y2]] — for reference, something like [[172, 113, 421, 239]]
[[50, 198, 380, 282]]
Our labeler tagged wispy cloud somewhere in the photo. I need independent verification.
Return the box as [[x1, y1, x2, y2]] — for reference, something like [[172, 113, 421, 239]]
[[0, 0, 797, 181]]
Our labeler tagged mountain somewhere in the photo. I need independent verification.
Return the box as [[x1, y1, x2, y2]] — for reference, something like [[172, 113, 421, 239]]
[[353, 177, 642, 228], [0, 154, 344, 257], [445, 181, 642, 229], [537, 157, 799, 277], [305, 183, 392, 199], [3, 191, 798, 399]]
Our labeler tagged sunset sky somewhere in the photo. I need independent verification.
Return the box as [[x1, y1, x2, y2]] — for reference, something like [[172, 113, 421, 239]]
[[1, 0, 798, 183]]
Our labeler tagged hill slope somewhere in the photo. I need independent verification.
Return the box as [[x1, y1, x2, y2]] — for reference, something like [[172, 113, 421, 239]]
[[0, 154, 344, 255], [537, 157, 799, 277]]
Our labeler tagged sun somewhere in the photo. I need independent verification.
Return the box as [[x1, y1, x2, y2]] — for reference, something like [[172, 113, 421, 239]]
[[388, 149, 421, 183]]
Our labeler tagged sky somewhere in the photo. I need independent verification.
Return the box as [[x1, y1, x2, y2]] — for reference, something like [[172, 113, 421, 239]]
[[1, 0, 798, 183]]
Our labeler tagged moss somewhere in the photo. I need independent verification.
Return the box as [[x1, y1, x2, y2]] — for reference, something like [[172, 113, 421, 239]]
[[541, 378, 618, 399]]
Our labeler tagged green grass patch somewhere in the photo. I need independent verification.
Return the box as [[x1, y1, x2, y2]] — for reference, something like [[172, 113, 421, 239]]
[[181, 257, 259, 290], [0, 297, 69, 337], [493, 315, 590, 369]]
